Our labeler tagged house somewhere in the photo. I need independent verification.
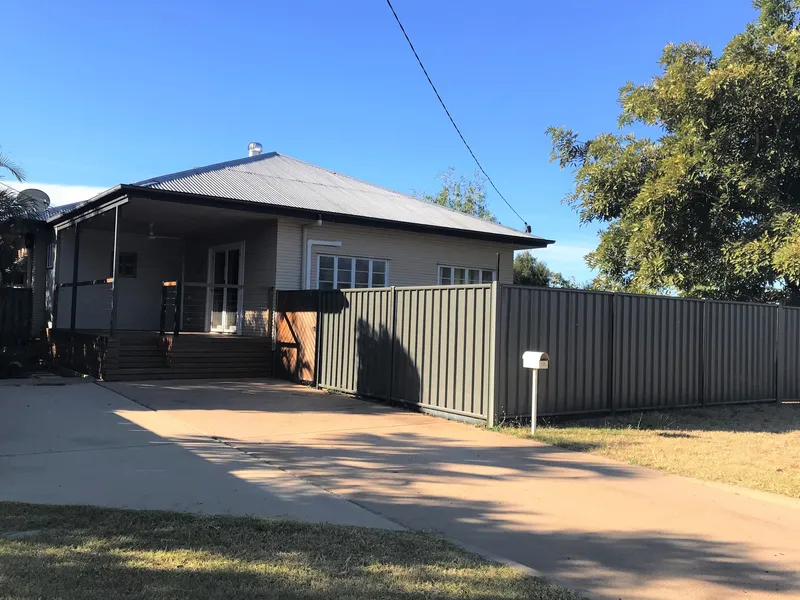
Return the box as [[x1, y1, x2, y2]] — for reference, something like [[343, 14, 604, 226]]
[[26, 145, 554, 379]]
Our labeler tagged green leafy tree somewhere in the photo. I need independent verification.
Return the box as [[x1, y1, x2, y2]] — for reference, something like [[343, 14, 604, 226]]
[[419, 168, 497, 222], [548, 0, 800, 304], [513, 251, 577, 288]]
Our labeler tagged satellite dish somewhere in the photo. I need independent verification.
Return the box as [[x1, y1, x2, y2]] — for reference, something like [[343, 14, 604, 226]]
[[18, 188, 51, 214]]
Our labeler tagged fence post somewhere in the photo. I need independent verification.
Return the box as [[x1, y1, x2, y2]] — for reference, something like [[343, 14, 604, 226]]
[[701, 299, 708, 407], [388, 286, 398, 402], [487, 281, 502, 427], [608, 293, 617, 414], [313, 289, 322, 386], [775, 304, 782, 402]]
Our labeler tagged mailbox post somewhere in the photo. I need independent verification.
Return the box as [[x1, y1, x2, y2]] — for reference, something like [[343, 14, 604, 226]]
[[522, 351, 549, 434]]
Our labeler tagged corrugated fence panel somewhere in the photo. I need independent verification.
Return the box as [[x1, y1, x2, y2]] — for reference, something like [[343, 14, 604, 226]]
[[779, 307, 800, 400], [705, 301, 777, 404], [392, 286, 492, 420], [0, 287, 32, 343], [313, 284, 789, 422], [613, 294, 705, 409], [317, 288, 393, 399], [497, 287, 612, 418]]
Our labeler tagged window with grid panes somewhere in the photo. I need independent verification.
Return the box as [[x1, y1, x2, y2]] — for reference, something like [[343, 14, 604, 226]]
[[317, 255, 389, 289], [437, 265, 495, 286]]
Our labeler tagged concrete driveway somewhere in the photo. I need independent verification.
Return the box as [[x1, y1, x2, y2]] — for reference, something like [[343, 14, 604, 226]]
[[102, 378, 800, 600], [0, 380, 394, 529]]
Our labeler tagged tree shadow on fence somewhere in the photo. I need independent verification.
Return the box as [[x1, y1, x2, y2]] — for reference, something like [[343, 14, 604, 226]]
[[355, 318, 420, 410]]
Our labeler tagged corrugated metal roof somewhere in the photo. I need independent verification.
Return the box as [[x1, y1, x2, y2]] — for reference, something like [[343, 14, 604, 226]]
[[134, 152, 550, 244], [38, 201, 85, 221]]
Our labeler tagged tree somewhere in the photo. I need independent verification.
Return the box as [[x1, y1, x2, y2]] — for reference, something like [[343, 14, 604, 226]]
[[419, 168, 497, 222], [548, 0, 800, 304], [0, 152, 27, 222], [0, 150, 31, 286], [513, 251, 551, 286], [513, 251, 578, 288]]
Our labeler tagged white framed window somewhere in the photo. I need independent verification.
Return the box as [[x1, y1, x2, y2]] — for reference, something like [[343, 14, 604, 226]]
[[317, 255, 389, 289], [438, 265, 495, 286]]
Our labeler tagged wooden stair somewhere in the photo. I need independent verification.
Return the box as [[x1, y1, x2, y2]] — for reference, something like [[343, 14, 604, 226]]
[[106, 334, 273, 381]]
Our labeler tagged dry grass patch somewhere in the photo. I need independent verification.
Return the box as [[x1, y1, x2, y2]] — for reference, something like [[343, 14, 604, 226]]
[[0, 502, 580, 600], [499, 402, 800, 498]]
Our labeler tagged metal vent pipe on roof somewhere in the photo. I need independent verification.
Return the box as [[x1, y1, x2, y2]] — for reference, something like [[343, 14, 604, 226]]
[[248, 142, 263, 157]]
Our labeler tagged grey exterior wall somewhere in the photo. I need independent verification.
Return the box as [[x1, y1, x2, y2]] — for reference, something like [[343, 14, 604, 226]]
[[275, 218, 303, 290], [55, 227, 181, 330], [47, 211, 523, 334], [274, 217, 516, 290], [183, 221, 277, 336]]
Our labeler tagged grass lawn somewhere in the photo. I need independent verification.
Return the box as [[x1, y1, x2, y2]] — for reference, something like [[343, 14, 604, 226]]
[[0, 502, 580, 600], [499, 402, 800, 499]]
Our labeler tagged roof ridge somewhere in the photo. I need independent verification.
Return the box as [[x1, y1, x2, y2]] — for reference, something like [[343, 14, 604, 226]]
[[272, 153, 530, 238]]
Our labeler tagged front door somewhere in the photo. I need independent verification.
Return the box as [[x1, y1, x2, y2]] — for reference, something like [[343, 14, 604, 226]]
[[207, 243, 244, 333]]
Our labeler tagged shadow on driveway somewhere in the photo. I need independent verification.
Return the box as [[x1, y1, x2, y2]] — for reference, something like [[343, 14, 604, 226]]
[[104, 378, 800, 600]]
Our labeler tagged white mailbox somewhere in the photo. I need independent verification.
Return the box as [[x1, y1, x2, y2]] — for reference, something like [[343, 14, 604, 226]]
[[521, 351, 550, 434], [522, 351, 549, 371]]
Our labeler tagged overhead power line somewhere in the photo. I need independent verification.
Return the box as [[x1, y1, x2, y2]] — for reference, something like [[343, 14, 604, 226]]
[[384, 0, 529, 230]]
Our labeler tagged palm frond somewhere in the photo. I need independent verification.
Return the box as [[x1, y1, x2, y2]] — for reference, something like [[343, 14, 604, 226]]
[[0, 151, 25, 182], [0, 186, 36, 222]]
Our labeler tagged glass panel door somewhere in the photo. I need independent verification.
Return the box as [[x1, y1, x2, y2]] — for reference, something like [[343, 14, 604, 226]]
[[208, 245, 243, 333]]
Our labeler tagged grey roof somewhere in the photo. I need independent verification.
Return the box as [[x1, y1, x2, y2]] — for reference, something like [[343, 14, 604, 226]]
[[134, 152, 550, 244], [38, 201, 85, 221]]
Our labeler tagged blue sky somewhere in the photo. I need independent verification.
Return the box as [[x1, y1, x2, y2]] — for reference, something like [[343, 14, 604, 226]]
[[4, 0, 757, 280]]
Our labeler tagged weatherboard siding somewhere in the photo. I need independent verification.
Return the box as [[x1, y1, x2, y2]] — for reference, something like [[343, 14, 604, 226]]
[[273, 217, 515, 290], [275, 217, 304, 290]]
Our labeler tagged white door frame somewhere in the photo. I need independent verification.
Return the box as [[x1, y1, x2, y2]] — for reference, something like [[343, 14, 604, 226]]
[[205, 242, 246, 334]]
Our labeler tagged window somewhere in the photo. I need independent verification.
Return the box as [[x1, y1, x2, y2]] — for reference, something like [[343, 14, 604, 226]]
[[317, 255, 389, 289], [438, 265, 495, 286], [118, 252, 138, 278]]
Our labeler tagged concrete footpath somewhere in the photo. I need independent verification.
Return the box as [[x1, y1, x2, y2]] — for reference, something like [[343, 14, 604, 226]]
[[106, 379, 800, 600], [0, 381, 397, 529]]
